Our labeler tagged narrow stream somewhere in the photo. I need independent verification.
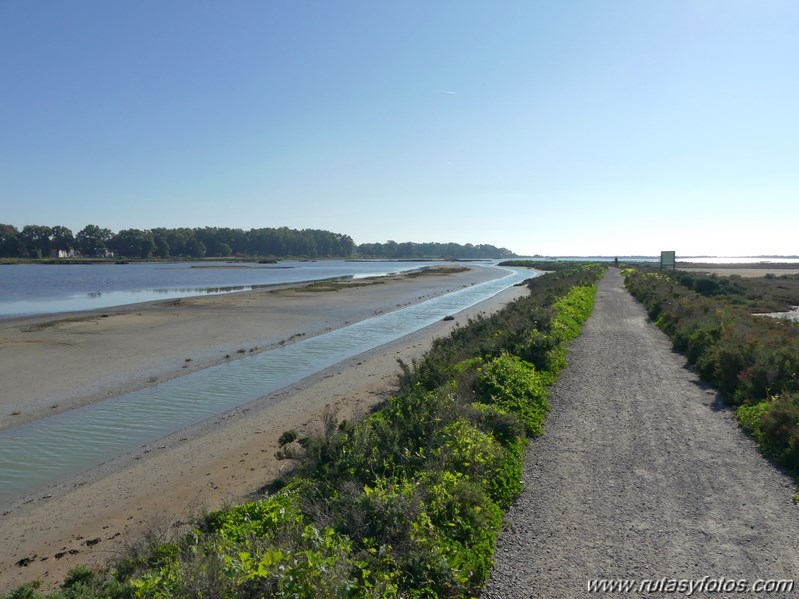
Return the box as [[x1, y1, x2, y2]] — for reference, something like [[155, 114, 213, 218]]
[[0, 267, 533, 506]]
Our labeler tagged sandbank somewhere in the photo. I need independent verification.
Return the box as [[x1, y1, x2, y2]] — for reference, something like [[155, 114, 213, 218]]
[[1, 266, 496, 430], [0, 265, 530, 591]]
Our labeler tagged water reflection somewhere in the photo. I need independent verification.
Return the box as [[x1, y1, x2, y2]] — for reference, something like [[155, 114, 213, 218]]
[[0, 277, 364, 318], [0, 260, 434, 318]]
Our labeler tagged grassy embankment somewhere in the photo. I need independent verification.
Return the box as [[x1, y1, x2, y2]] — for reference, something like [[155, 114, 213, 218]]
[[4, 264, 604, 599], [624, 268, 799, 479]]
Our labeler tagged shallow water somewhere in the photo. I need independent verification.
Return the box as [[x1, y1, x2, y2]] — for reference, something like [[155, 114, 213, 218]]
[[0, 260, 437, 318], [0, 266, 533, 507]]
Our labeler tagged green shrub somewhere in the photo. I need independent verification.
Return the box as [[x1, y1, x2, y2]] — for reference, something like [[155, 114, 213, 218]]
[[278, 429, 298, 446], [759, 393, 799, 471], [418, 471, 503, 592], [477, 352, 550, 436], [1, 585, 43, 599], [736, 401, 771, 445], [466, 401, 526, 449], [432, 418, 522, 509], [204, 489, 307, 543]]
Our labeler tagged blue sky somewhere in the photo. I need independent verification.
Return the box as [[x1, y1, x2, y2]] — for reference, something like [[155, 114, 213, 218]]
[[1, 1, 797, 256]]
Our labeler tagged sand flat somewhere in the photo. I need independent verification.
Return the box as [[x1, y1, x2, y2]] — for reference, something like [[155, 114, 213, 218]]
[[0, 265, 530, 591], [0, 266, 498, 430]]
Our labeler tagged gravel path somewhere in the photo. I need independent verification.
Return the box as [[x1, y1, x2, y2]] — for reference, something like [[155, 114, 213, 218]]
[[483, 268, 799, 598]]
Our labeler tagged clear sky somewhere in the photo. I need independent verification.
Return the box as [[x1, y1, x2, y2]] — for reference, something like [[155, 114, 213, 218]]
[[1, 1, 797, 257]]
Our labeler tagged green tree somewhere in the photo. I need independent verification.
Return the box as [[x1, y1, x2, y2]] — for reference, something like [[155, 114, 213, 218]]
[[152, 233, 170, 258], [77, 224, 112, 257], [398, 241, 415, 257], [187, 238, 206, 258], [0, 224, 20, 257], [385, 240, 399, 257], [214, 227, 246, 256], [139, 234, 156, 258], [20, 225, 53, 258], [108, 229, 156, 258], [50, 226, 75, 253], [338, 234, 355, 256], [163, 228, 194, 257]]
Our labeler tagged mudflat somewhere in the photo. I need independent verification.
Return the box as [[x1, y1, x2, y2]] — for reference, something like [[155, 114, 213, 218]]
[[0, 265, 530, 592], [1, 266, 500, 430]]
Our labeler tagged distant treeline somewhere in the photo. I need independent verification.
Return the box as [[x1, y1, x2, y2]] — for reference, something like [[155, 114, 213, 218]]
[[0, 223, 515, 260], [0, 224, 355, 259], [356, 241, 515, 260]]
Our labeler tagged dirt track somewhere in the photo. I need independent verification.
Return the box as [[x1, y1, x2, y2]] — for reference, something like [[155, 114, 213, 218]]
[[483, 269, 799, 598]]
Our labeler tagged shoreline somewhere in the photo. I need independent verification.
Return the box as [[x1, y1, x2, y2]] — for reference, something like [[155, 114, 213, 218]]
[[0, 266, 498, 431], [0, 265, 531, 591]]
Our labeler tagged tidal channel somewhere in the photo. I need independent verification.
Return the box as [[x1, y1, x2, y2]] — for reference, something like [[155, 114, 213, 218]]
[[0, 266, 534, 506]]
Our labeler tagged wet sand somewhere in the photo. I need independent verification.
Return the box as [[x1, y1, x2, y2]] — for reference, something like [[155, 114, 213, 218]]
[[0, 265, 530, 591], [1, 266, 498, 430]]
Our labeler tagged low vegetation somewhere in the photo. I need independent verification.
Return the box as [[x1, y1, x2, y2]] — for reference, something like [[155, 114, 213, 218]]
[[498, 259, 592, 272], [625, 269, 799, 476], [4, 265, 603, 598], [670, 269, 799, 313], [355, 242, 514, 260]]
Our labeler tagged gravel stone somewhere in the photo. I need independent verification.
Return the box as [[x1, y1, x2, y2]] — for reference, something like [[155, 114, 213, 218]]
[[482, 268, 799, 598]]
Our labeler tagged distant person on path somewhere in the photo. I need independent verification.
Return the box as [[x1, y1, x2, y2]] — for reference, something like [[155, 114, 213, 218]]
[[614, 257, 619, 268]]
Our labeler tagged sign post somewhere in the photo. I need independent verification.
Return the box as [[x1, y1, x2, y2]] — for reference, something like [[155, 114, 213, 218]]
[[660, 251, 676, 272]]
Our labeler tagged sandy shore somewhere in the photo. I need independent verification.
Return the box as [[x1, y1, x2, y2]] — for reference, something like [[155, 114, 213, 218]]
[[1, 265, 500, 430], [0, 265, 531, 592]]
